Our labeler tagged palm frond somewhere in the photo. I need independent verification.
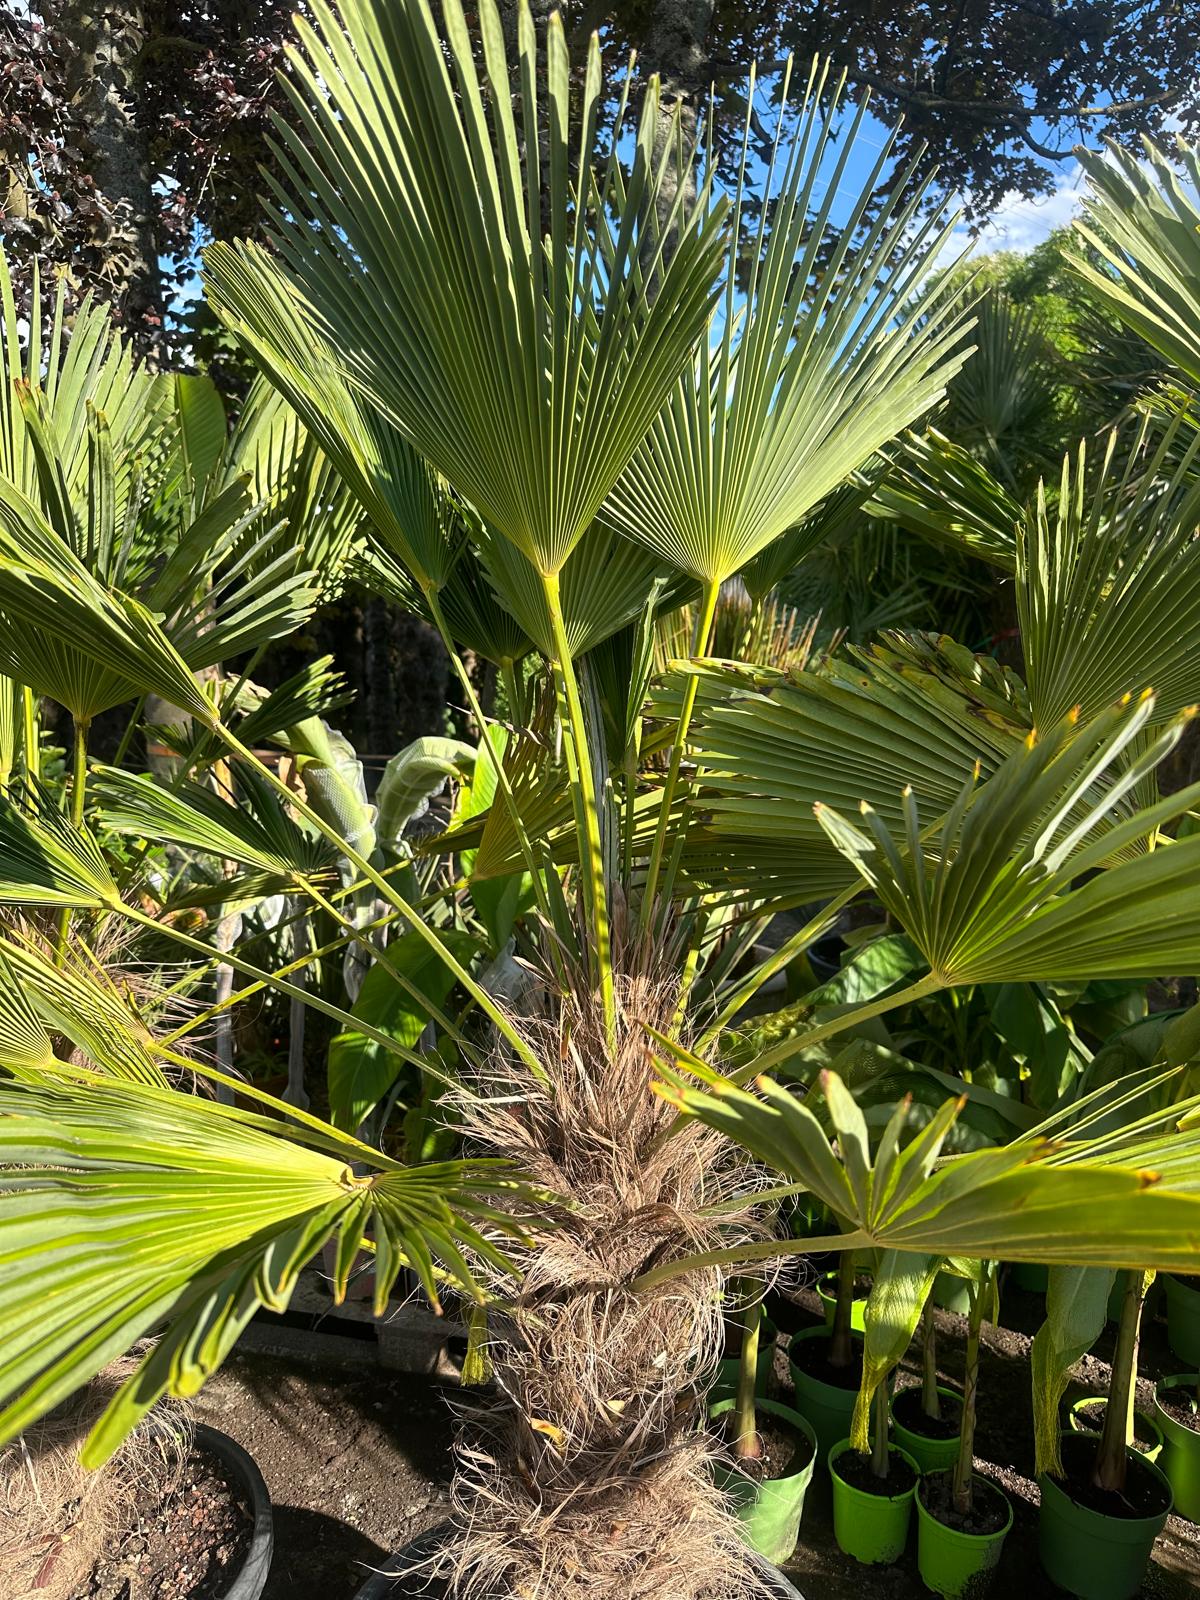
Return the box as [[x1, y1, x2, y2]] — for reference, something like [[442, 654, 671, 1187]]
[[647, 1066, 1200, 1276], [0, 1072, 528, 1463], [94, 765, 339, 882], [206, 0, 726, 579], [815, 694, 1200, 986], [868, 429, 1021, 571], [603, 60, 969, 585], [1071, 138, 1200, 389]]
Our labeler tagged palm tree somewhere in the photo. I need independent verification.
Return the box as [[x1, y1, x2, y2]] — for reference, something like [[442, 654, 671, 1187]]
[[3, 6, 1200, 1600]]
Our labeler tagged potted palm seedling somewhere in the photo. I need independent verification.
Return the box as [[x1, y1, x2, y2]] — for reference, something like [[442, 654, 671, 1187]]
[[789, 1247, 866, 1459], [710, 1295, 819, 1563], [914, 1263, 1014, 1599], [1038, 1271, 1174, 1600], [1067, 1276, 1165, 1467], [1153, 1369, 1200, 1523], [1163, 1272, 1200, 1366], [829, 1383, 919, 1567], [816, 1256, 872, 1332], [713, 1288, 778, 1403], [890, 1279, 966, 1475], [824, 1250, 933, 1567]]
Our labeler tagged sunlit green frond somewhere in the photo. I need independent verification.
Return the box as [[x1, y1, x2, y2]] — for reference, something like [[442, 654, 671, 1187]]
[[207, 0, 725, 579], [656, 639, 1029, 904], [481, 521, 688, 660], [0, 1073, 528, 1464], [646, 1067, 1200, 1277], [815, 694, 1200, 986], [1072, 138, 1200, 388], [94, 765, 339, 882], [603, 60, 968, 586], [0, 949, 56, 1077], [0, 478, 210, 721], [0, 934, 166, 1086], [0, 784, 119, 908], [0, 250, 168, 515], [1018, 420, 1200, 729], [222, 375, 363, 596], [231, 657, 352, 751], [167, 373, 227, 509]]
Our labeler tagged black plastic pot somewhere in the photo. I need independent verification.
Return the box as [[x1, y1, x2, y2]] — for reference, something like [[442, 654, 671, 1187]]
[[195, 1422, 274, 1600], [352, 1523, 805, 1598]]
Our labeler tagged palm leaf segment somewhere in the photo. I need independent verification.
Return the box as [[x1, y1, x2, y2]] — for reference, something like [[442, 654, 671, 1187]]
[[815, 692, 1200, 987], [663, 636, 1031, 904], [654, 1065, 1200, 1275], [0, 1071, 529, 1467], [603, 59, 969, 587]]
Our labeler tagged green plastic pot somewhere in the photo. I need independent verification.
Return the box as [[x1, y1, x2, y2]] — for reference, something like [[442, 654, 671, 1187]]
[[933, 1273, 972, 1315], [891, 1385, 963, 1474], [1154, 1374, 1200, 1523], [712, 1315, 778, 1404], [709, 1398, 818, 1564], [1066, 1397, 1162, 1463], [788, 1327, 863, 1461], [1038, 1432, 1173, 1600], [916, 1473, 1013, 1598], [1164, 1275, 1200, 1366], [817, 1271, 869, 1332], [829, 1438, 919, 1565]]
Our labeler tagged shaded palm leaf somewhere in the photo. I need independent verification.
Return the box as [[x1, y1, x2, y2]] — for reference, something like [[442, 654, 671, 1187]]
[[207, 0, 725, 579], [868, 429, 1021, 572], [1018, 419, 1200, 729], [604, 60, 969, 586]]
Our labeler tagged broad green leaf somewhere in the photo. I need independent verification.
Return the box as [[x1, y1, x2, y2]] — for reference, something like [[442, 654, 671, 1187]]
[[327, 931, 477, 1130], [1030, 1266, 1116, 1478], [851, 1250, 938, 1451], [376, 737, 475, 848]]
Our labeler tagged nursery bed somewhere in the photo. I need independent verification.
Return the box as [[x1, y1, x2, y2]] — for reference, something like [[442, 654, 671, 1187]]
[[197, 1283, 1200, 1600]]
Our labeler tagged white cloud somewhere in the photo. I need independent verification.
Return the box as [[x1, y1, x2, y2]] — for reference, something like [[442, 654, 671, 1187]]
[[955, 165, 1087, 257]]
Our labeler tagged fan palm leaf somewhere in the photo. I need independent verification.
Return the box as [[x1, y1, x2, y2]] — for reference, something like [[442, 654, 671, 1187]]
[[603, 59, 970, 590], [642, 1065, 1200, 1280], [1071, 138, 1200, 389], [814, 694, 1200, 991], [0, 1071, 529, 1465], [206, 0, 725, 581]]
